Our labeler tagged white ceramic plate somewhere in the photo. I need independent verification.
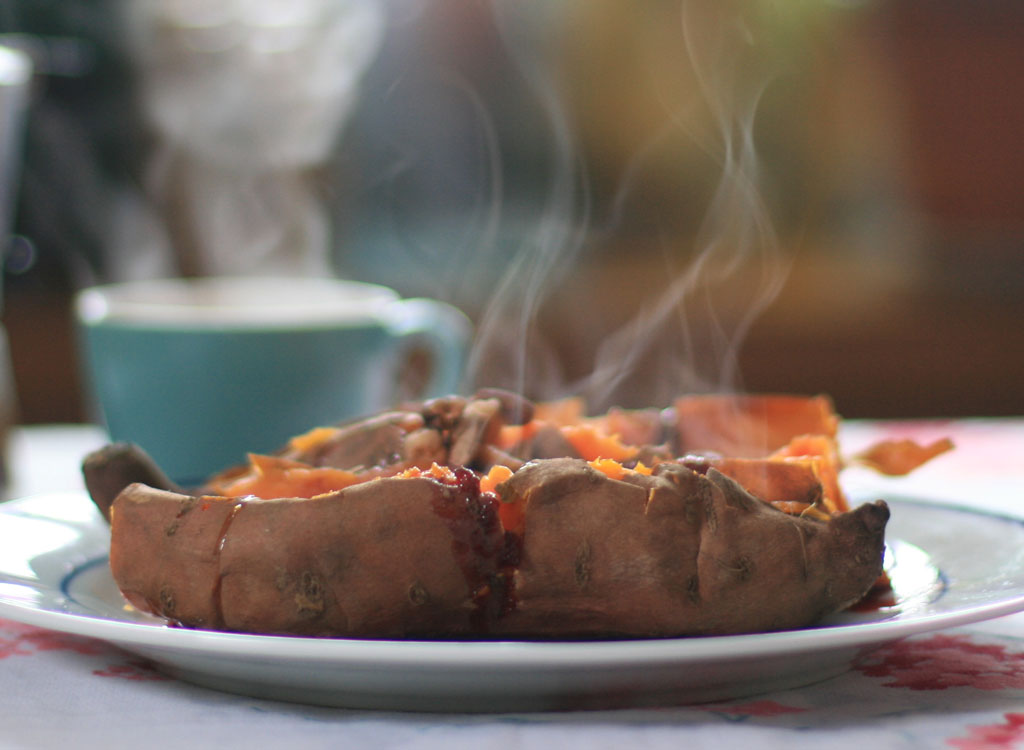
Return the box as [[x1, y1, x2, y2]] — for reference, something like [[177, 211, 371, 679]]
[[1, 491, 1024, 712]]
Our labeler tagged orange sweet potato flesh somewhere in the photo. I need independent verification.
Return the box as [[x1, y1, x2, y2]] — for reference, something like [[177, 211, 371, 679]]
[[674, 395, 850, 512], [675, 393, 839, 457], [854, 437, 955, 476]]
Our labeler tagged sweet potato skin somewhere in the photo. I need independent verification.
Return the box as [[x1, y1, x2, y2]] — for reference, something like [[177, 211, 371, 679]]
[[109, 485, 237, 628], [491, 460, 887, 637], [491, 460, 704, 637], [215, 478, 496, 637], [83, 444, 181, 522], [107, 459, 888, 639], [109, 473, 517, 637]]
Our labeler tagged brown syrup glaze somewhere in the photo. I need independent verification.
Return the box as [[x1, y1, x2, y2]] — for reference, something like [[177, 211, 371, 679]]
[[428, 468, 520, 631], [847, 584, 897, 613]]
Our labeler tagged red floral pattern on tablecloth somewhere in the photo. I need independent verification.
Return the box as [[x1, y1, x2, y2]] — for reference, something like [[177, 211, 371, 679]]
[[947, 713, 1024, 750], [856, 634, 1024, 691], [0, 617, 108, 659], [0, 617, 169, 681]]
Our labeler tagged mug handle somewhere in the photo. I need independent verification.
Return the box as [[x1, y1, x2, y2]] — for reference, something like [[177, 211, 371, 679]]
[[381, 298, 472, 401]]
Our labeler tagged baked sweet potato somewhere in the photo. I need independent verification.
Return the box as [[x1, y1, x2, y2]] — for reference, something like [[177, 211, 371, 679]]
[[82, 390, 933, 639], [105, 460, 887, 638]]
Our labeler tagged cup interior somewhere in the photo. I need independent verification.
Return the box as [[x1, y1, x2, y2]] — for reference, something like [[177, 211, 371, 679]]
[[76, 276, 401, 329]]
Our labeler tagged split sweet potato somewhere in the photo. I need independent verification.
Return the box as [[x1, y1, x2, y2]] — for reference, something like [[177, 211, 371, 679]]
[[82, 390, 945, 639], [105, 459, 887, 638]]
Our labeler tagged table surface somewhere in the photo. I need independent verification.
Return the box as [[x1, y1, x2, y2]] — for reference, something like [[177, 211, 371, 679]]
[[2, 419, 1024, 749]]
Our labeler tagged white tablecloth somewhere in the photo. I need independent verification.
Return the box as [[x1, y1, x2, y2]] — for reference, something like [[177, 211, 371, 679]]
[[2, 420, 1024, 749]]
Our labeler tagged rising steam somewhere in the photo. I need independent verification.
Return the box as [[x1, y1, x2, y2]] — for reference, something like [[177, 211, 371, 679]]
[[462, 1, 590, 399], [466, 0, 791, 411], [119, 0, 791, 412], [576, 0, 791, 409]]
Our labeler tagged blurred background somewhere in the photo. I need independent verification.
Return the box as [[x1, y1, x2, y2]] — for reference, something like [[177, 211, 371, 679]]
[[0, 0, 1022, 426]]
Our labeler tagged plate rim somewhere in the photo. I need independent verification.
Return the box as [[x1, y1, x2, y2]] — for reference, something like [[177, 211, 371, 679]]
[[2, 491, 1024, 671]]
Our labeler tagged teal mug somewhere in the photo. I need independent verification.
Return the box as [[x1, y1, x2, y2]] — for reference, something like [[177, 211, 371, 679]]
[[75, 276, 471, 485]]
